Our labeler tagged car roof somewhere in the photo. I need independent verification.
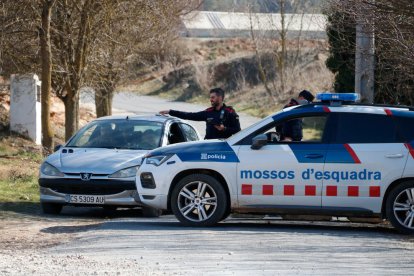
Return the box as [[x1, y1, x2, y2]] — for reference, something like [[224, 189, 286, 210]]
[[93, 114, 182, 124], [227, 101, 414, 145], [289, 102, 414, 115]]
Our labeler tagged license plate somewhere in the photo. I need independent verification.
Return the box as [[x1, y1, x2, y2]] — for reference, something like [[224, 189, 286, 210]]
[[68, 194, 105, 204]]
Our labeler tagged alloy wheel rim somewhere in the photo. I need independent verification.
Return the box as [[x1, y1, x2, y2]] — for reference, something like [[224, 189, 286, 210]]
[[177, 181, 217, 222], [393, 187, 414, 229]]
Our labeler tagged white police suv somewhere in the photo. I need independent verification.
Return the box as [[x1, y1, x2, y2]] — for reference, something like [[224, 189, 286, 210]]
[[136, 93, 414, 234]]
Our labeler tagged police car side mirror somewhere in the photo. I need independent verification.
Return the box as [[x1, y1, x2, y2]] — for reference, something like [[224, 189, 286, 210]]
[[251, 134, 268, 150]]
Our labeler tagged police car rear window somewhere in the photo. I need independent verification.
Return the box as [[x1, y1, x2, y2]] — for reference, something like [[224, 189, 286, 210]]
[[395, 116, 414, 142], [334, 113, 398, 143]]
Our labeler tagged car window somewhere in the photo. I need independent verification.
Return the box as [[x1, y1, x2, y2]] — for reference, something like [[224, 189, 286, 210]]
[[66, 120, 163, 150], [242, 115, 328, 145], [333, 113, 398, 143], [395, 115, 414, 142], [180, 123, 199, 142], [168, 123, 186, 144]]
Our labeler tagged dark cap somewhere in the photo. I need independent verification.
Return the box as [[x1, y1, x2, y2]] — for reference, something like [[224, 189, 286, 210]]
[[299, 90, 314, 102]]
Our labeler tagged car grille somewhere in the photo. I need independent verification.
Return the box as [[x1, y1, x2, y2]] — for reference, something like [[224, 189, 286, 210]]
[[39, 178, 136, 195]]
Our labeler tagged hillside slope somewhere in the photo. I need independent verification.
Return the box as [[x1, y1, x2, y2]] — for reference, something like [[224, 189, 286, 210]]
[[127, 37, 334, 118]]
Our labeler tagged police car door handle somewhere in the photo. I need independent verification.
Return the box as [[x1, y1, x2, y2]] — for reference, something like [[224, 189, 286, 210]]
[[385, 153, 404, 159], [305, 153, 324, 159]]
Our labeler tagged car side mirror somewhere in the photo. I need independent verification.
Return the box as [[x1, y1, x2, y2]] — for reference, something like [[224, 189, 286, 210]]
[[54, 144, 63, 152], [251, 134, 268, 150]]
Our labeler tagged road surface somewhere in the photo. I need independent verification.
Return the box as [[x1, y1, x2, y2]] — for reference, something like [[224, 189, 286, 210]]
[[1, 210, 414, 275]]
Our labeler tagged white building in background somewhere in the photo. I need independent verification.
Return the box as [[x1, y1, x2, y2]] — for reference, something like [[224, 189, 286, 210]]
[[10, 74, 41, 145], [181, 11, 327, 39]]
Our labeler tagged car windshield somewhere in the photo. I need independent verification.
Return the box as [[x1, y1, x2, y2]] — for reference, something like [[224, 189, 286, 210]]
[[66, 119, 164, 150]]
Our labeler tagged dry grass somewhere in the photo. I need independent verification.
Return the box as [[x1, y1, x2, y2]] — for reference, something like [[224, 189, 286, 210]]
[[0, 133, 42, 203]]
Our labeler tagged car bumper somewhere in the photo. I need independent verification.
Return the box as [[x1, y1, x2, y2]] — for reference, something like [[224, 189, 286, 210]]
[[40, 187, 141, 206], [39, 178, 142, 206]]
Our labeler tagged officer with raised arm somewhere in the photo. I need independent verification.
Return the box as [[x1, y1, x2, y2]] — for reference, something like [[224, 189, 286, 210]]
[[160, 88, 241, 139]]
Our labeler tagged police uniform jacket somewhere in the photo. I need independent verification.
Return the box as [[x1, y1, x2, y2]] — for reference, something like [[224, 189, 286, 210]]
[[169, 104, 241, 139], [278, 98, 303, 141]]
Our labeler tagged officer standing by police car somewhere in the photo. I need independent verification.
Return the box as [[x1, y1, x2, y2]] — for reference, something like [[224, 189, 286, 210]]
[[159, 88, 241, 139], [278, 90, 315, 141]]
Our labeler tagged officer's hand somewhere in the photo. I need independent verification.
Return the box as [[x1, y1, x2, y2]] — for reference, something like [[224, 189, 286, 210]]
[[159, 110, 170, 115], [214, 124, 226, 131]]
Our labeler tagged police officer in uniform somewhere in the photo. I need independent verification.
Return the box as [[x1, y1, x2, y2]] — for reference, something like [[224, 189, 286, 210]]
[[160, 88, 241, 139], [278, 90, 314, 141]]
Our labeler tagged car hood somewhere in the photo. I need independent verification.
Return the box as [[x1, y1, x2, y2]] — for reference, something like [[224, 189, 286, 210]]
[[44, 148, 147, 174]]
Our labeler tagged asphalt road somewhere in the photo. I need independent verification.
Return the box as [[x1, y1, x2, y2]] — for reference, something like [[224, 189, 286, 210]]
[[52, 215, 414, 275], [2, 208, 414, 275]]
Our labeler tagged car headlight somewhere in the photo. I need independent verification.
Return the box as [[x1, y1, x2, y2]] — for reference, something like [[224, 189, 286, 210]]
[[109, 166, 139, 178], [145, 154, 173, 166], [40, 162, 64, 177]]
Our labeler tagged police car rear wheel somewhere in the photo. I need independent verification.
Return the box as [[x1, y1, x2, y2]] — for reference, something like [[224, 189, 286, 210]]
[[386, 182, 414, 234], [171, 174, 227, 226]]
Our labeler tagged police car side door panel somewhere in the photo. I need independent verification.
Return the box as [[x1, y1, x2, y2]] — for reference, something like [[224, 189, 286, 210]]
[[322, 112, 408, 213], [236, 143, 326, 208], [323, 143, 407, 213]]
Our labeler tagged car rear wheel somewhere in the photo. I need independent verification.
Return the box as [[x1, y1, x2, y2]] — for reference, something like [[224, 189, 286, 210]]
[[171, 174, 227, 226], [386, 182, 414, 234], [41, 202, 63, 215]]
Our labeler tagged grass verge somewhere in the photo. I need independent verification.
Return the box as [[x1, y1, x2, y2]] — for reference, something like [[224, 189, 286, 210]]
[[0, 133, 43, 215]]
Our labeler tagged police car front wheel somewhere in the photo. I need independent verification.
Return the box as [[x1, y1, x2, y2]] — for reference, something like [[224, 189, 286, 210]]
[[386, 182, 414, 234], [171, 174, 227, 226]]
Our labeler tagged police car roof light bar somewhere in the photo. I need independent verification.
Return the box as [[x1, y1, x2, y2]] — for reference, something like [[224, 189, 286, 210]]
[[316, 92, 359, 105]]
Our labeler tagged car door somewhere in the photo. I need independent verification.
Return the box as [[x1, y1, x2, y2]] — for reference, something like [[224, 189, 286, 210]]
[[166, 122, 186, 145], [322, 112, 408, 213], [179, 123, 200, 142], [236, 114, 331, 209]]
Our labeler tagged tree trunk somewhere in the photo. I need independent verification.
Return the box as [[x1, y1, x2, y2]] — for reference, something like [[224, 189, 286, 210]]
[[95, 86, 114, 118], [63, 95, 79, 141], [39, 0, 56, 154], [95, 89, 109, 118], [278, 0, 287, 95]]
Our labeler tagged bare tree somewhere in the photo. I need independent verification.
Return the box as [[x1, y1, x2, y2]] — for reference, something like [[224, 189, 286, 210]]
[[248, 0, 326, 103], [1, 0, 56, 153], [39, 0, 56, 153], [88, 0, 201, 118], [327, 0, 414, 104]]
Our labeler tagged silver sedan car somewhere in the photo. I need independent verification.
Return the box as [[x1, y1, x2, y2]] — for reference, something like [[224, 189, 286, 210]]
[[38, 115, 200, 216]]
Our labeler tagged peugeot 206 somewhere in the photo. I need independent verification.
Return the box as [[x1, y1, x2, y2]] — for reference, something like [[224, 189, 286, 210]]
[[39, 115, 200, 216]]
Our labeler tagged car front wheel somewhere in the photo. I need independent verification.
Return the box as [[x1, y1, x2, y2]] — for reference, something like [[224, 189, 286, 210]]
[[386, 182, 414, 234], [171, 174, 227, 226]]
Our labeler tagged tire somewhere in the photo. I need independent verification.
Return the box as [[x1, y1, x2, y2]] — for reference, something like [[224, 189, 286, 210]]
[[171, 174, 228, 226], [386, 182, 414, 234], [41, 202, 63, 215], [142, 206, 162, 218]]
